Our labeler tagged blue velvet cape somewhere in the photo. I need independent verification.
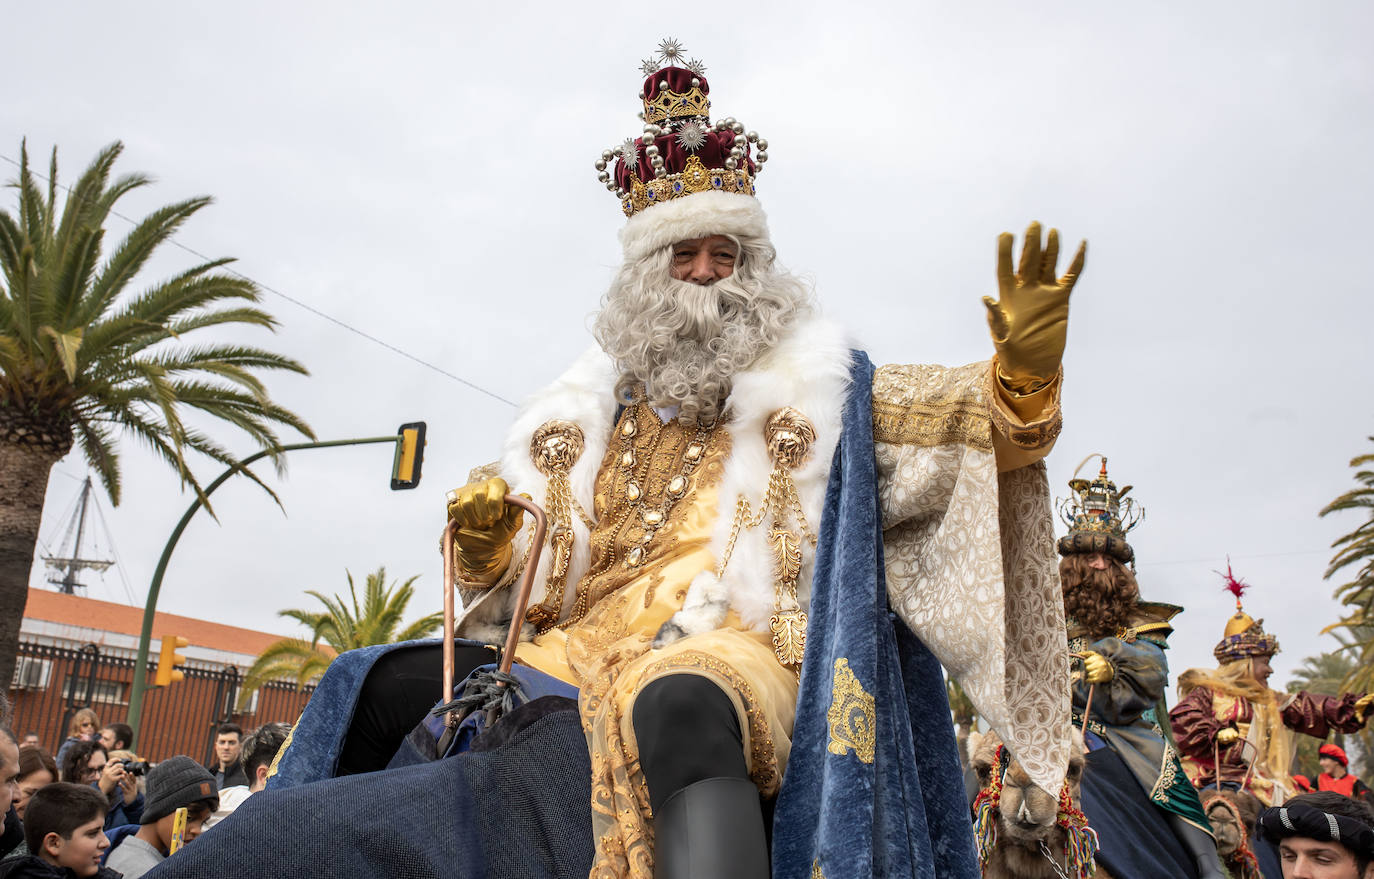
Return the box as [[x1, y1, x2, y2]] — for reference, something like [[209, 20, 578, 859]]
[[771, 351, 979, 879]]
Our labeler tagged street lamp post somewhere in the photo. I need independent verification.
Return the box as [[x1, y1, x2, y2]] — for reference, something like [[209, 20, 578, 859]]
[[126, 435, 410, 747]]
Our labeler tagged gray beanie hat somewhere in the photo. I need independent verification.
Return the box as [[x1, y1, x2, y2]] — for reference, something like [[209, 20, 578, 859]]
[[141, 755, 219, 824]]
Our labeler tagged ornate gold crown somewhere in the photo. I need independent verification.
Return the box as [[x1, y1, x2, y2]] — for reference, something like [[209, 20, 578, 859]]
[[592, 39, 770, 218], [1213, 562, 1280, 662], [1056, 455, 1144, 564], [643, 83, 710, 125], [622, 155, 754, 217]]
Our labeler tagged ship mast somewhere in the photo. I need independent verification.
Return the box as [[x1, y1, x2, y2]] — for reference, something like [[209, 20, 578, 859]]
[[43, 476, 115, 594]]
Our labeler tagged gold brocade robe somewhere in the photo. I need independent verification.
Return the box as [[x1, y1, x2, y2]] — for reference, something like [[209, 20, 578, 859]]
[[514, 401, 797, 877], [454, 317, 1070, 879]]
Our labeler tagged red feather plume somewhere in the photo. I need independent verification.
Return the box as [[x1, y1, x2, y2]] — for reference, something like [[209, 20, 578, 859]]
[[1218, 557, 1248, 609]]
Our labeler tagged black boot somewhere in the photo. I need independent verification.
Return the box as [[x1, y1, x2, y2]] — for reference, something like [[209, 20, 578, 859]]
[[653, 776, 769, 879], [1168, 814, 1227, 879]]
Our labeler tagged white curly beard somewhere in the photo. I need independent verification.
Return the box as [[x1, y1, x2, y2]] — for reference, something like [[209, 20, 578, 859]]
[[592, 238, 813, 425]]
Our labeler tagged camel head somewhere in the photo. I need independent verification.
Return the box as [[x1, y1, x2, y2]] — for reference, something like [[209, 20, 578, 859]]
[[968, 728, 1089, 878]]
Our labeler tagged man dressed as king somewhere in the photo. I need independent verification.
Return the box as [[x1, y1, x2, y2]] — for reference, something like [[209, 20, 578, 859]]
[[1057, 459, 1224, 878], [1170, 569, 1374, 808], [157, 41, 1085, 879], [442, 41, 1080, 879]]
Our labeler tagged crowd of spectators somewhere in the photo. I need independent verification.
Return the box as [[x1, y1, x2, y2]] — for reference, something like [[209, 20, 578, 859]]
[[0, 696, 290, 878]]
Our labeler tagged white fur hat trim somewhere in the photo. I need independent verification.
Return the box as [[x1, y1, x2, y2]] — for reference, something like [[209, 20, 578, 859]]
[[618, 191, 770, 264]]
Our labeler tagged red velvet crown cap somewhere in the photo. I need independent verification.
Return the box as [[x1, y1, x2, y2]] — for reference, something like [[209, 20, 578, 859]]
[[614, 91, 756, 193], [641, 65, 710, 108]]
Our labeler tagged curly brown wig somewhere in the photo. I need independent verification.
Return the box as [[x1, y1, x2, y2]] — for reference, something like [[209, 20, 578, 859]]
[[1060, 553, 1140, 637]]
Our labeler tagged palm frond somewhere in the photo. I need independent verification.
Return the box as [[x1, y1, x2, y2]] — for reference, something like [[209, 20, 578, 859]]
[[81, 196, 212, 325], [0, 139, 312, 514], [238, 567, 438, 707], [395, 612, 444, 643], [71, 416, 121, 504]]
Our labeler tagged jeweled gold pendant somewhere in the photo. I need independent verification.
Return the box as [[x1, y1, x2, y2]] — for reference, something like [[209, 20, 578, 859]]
[[770, 609, 807, 668]]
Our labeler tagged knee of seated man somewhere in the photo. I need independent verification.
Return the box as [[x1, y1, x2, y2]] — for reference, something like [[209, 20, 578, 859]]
[[634, 675, 739, 736]]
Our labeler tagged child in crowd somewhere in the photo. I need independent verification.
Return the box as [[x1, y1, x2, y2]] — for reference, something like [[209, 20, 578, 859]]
[[102, 757, 216, 879], [0, 782, 120, 878]]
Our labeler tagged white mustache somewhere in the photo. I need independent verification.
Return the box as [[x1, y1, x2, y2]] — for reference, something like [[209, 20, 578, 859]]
[[663, 279, 747, 342]]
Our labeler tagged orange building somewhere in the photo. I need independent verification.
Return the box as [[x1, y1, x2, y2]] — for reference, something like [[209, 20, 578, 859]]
[[9, 588, 314, 764]]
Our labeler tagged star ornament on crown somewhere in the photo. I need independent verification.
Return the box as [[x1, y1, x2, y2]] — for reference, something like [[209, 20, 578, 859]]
[[1056, 456, 1144, 565], [592, 39, 770, 219]]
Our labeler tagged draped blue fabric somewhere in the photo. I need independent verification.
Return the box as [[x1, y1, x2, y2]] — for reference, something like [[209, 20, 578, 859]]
[[267, 638, 488, 790], [146, 699, 595, 879], [771, 351, 979, 879], [1080, 742, 1198, 878], [387, 662, 580, 768]]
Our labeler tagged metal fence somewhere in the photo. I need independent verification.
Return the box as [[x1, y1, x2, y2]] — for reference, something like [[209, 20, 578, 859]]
[[8, 640, 314, 765]]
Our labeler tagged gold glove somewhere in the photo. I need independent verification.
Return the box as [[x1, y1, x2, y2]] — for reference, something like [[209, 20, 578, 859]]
[[1216, 727, 1240, 746], [983, 221, 1086, 394], [1355, 693, 1374, 724], [1081, 651, 1114, 684], [445, 477, 524, 586]]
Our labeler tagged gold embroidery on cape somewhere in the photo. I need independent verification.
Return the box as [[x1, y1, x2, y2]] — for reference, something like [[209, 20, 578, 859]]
[[811, 859, 826, 879], [1150, 744, 1182, 805], [872, 363, 993, 450], [982, 361, 1063, 451], [827, 657, 876, 764]]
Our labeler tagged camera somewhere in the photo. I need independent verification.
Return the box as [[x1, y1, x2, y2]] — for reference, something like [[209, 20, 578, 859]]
[[118, 759, 151, 777]]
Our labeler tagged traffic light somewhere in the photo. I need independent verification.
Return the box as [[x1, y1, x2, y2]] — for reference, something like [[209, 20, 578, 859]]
[[391, 422, 426, 490], [155, 636, 188, 687]]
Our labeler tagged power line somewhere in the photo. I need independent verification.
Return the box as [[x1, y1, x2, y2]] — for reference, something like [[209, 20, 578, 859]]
[[1137, 549, 1330, 568], [0, 151, 517, 408], [91, 490, 141, 606]]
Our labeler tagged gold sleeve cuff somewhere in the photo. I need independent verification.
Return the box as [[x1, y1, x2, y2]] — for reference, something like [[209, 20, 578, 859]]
[[986, 360, 1062, 471]]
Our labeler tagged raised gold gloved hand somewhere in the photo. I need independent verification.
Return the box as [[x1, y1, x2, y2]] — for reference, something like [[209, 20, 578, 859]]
[[1216, 727, 1240, 746], [1355, 693, 1374, 724], [1080, 651, 1114, 684], [446, 477, 524, 586], [983, 221, 1086, 394]]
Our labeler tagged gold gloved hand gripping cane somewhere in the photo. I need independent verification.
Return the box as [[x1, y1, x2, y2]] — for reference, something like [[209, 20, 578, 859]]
[[442, 493, 548, 730]]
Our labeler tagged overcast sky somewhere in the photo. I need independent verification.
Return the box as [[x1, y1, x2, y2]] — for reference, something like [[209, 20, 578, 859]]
[[7, 1, 1373, 694]]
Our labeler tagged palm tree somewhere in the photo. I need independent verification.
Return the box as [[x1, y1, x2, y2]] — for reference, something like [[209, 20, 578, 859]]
[[1320, 438, 1374, 694], [0, 140, 313, 684], [237, 567, 443, 708]]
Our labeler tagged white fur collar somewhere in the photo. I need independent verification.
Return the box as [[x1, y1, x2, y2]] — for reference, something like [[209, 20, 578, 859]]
[[457, 315, 854, 640]]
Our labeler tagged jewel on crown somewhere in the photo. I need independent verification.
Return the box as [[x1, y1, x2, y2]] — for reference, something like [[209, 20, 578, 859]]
[[592, 39, 771, 217]]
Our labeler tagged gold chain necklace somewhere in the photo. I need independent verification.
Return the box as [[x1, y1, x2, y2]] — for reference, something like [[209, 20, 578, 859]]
[[614, 402, 716, 571]]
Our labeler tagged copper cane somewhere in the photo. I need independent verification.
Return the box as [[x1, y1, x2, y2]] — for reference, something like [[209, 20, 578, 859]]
[[1069, 652, 1094, 745], [442, 494, 549, 728], [1081, 683, 1095, 742]]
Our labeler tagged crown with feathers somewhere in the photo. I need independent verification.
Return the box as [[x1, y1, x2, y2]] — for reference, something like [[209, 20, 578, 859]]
[[1213, 560, 1280, 662]]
